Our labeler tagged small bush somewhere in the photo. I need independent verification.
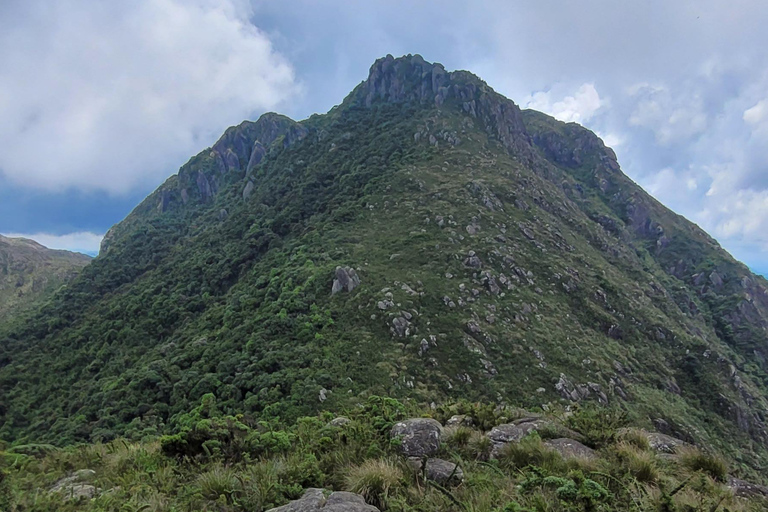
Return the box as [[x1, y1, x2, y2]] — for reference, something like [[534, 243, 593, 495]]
[[197, 466, 240, 503], [566, 404, 628, 448], [613, 442, 659, 483], [344, 458, 403, 509], [467, 430, 493, 461], [618, 428, 650, 451], [443, 425, 474, 449], [678, 447, 728, 482]]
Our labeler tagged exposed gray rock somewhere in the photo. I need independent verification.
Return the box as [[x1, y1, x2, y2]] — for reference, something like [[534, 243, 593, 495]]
[[464, 251, 482, 268], [544, 438, 596, 459], [408, 457, 464, 485], [329, 417, 351, 427], [728, 477, 768, 499], [646, 432, 687, 454], [246, 141, 267, 173], [267, 488, 379, 512], [391, 418, 442, 457], [392, 316, 410, 337], [243, 180, 255, 200], [332, 266, 361, 294], [446, 414, 475, 427], [488, 419, 554, 457], [488, 417, 583, 457], [50, 470, 99, 501]]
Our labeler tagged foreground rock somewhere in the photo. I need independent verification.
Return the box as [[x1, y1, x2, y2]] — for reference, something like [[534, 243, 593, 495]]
[[408, 457, 464, 485], [544, 438, 596, 459], [391, 418, 442, 457], [487, 418, 579, 457], [50, 469, 99, 501], [268, 488, 379, 512]]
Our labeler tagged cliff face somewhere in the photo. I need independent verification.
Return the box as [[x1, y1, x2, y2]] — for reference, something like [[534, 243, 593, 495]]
[[0, 235, 90, 322], [2, 55, 768, 478]]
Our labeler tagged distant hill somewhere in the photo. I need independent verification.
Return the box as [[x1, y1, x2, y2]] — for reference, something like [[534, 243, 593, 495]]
[[0, 235, 91, 322], [2, 54, 768, 482]]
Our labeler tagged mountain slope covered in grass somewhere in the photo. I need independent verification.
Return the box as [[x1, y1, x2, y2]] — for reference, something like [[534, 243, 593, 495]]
[[0, 235, 90, 323], [1, 54, 768, 484]]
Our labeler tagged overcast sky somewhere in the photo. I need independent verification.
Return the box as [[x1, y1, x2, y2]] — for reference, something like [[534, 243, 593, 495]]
[[1, 0, 767, 276]]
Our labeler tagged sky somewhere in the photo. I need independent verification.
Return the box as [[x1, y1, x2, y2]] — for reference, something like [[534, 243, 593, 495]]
[[0, 1, 767, 277]]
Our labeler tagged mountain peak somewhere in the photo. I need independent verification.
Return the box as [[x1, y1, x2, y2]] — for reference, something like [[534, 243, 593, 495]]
[[359, 54, 532, 158]]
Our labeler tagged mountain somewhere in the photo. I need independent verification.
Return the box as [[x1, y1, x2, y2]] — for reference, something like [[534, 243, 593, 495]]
[[2, 54, 768, 479], [0, 235, 90, 322]]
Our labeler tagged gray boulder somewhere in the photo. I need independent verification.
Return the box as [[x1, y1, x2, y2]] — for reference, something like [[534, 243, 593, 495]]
[[329, 417, 351, 428], [544, 438, 596, 459], [267, 488, 379, 511], [728, 477, 768, 499], [332, 266, 361, 294], [50, 469, 99, 501], [391, 418, 442, 457], [408, 457, 464, 485], [445, 414, 474, 427], [645, 432, 687, 454], [487, 418, 577, 457]]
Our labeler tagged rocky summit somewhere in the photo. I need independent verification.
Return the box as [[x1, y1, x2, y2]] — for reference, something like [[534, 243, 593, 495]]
[[2, 54, 768, 510]]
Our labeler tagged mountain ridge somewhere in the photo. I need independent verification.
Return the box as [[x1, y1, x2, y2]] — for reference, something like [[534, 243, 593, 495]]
[[0, 234, 91, 323], [2, 54, 768, 481]]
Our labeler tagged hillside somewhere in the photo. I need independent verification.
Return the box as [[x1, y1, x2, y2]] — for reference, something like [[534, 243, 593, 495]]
[[0, 235, 90, 322], [2, 53, 768, 487]]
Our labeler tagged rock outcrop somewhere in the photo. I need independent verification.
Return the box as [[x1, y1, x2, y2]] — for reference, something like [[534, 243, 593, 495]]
[[331, 266, 361, 294], [268, 488, 379, 512], [391, 418, 442, 457]]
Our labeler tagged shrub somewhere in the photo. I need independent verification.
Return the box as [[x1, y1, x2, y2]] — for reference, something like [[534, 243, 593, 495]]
[[678, 447, 728, 482], [443, 425, 474, 449], [344, 458, 403, 509], [467, 430, 493, 461], [197, 466, 240, 503], [613, 442, 659, 483], [617, 428, 650, 451], [566, 404, 628, 448]]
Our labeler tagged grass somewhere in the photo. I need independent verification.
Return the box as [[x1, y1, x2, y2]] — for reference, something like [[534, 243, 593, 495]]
[[344, 458, 403, 509], [1, 398, 766, 512]]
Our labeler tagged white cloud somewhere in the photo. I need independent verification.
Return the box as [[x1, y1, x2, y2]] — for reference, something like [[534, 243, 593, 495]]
[[525, 83, 603, 124], [0, 0, 298, 194], [744, 99, 768, 126], [2, 231, 103, 255], [627, 84, 708, 146]]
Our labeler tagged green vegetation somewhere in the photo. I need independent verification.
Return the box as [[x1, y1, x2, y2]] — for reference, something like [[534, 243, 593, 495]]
[[2, 53, 768, 504], [0, 235, 90, 322], [1, 397, 763, 511]]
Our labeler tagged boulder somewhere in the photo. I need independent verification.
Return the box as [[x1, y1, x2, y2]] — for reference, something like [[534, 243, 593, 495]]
[[329, 417, 351, 428], [445, 414, 474, 427], [544, 438, 596, 459], [332, 266, 361, 294], [728, 477, 768, 499], [487, 418, 578, 457], [645, 432, 687, 454], [391, 418, 442, 457], [408, 457, 464, 485], [50, 470, 99, 501], [267, 488, 379, 511]]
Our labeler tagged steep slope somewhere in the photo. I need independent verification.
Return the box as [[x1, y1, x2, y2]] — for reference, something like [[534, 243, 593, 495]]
[[1, 55, 767, 478], [0, 235, 90, 322]]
